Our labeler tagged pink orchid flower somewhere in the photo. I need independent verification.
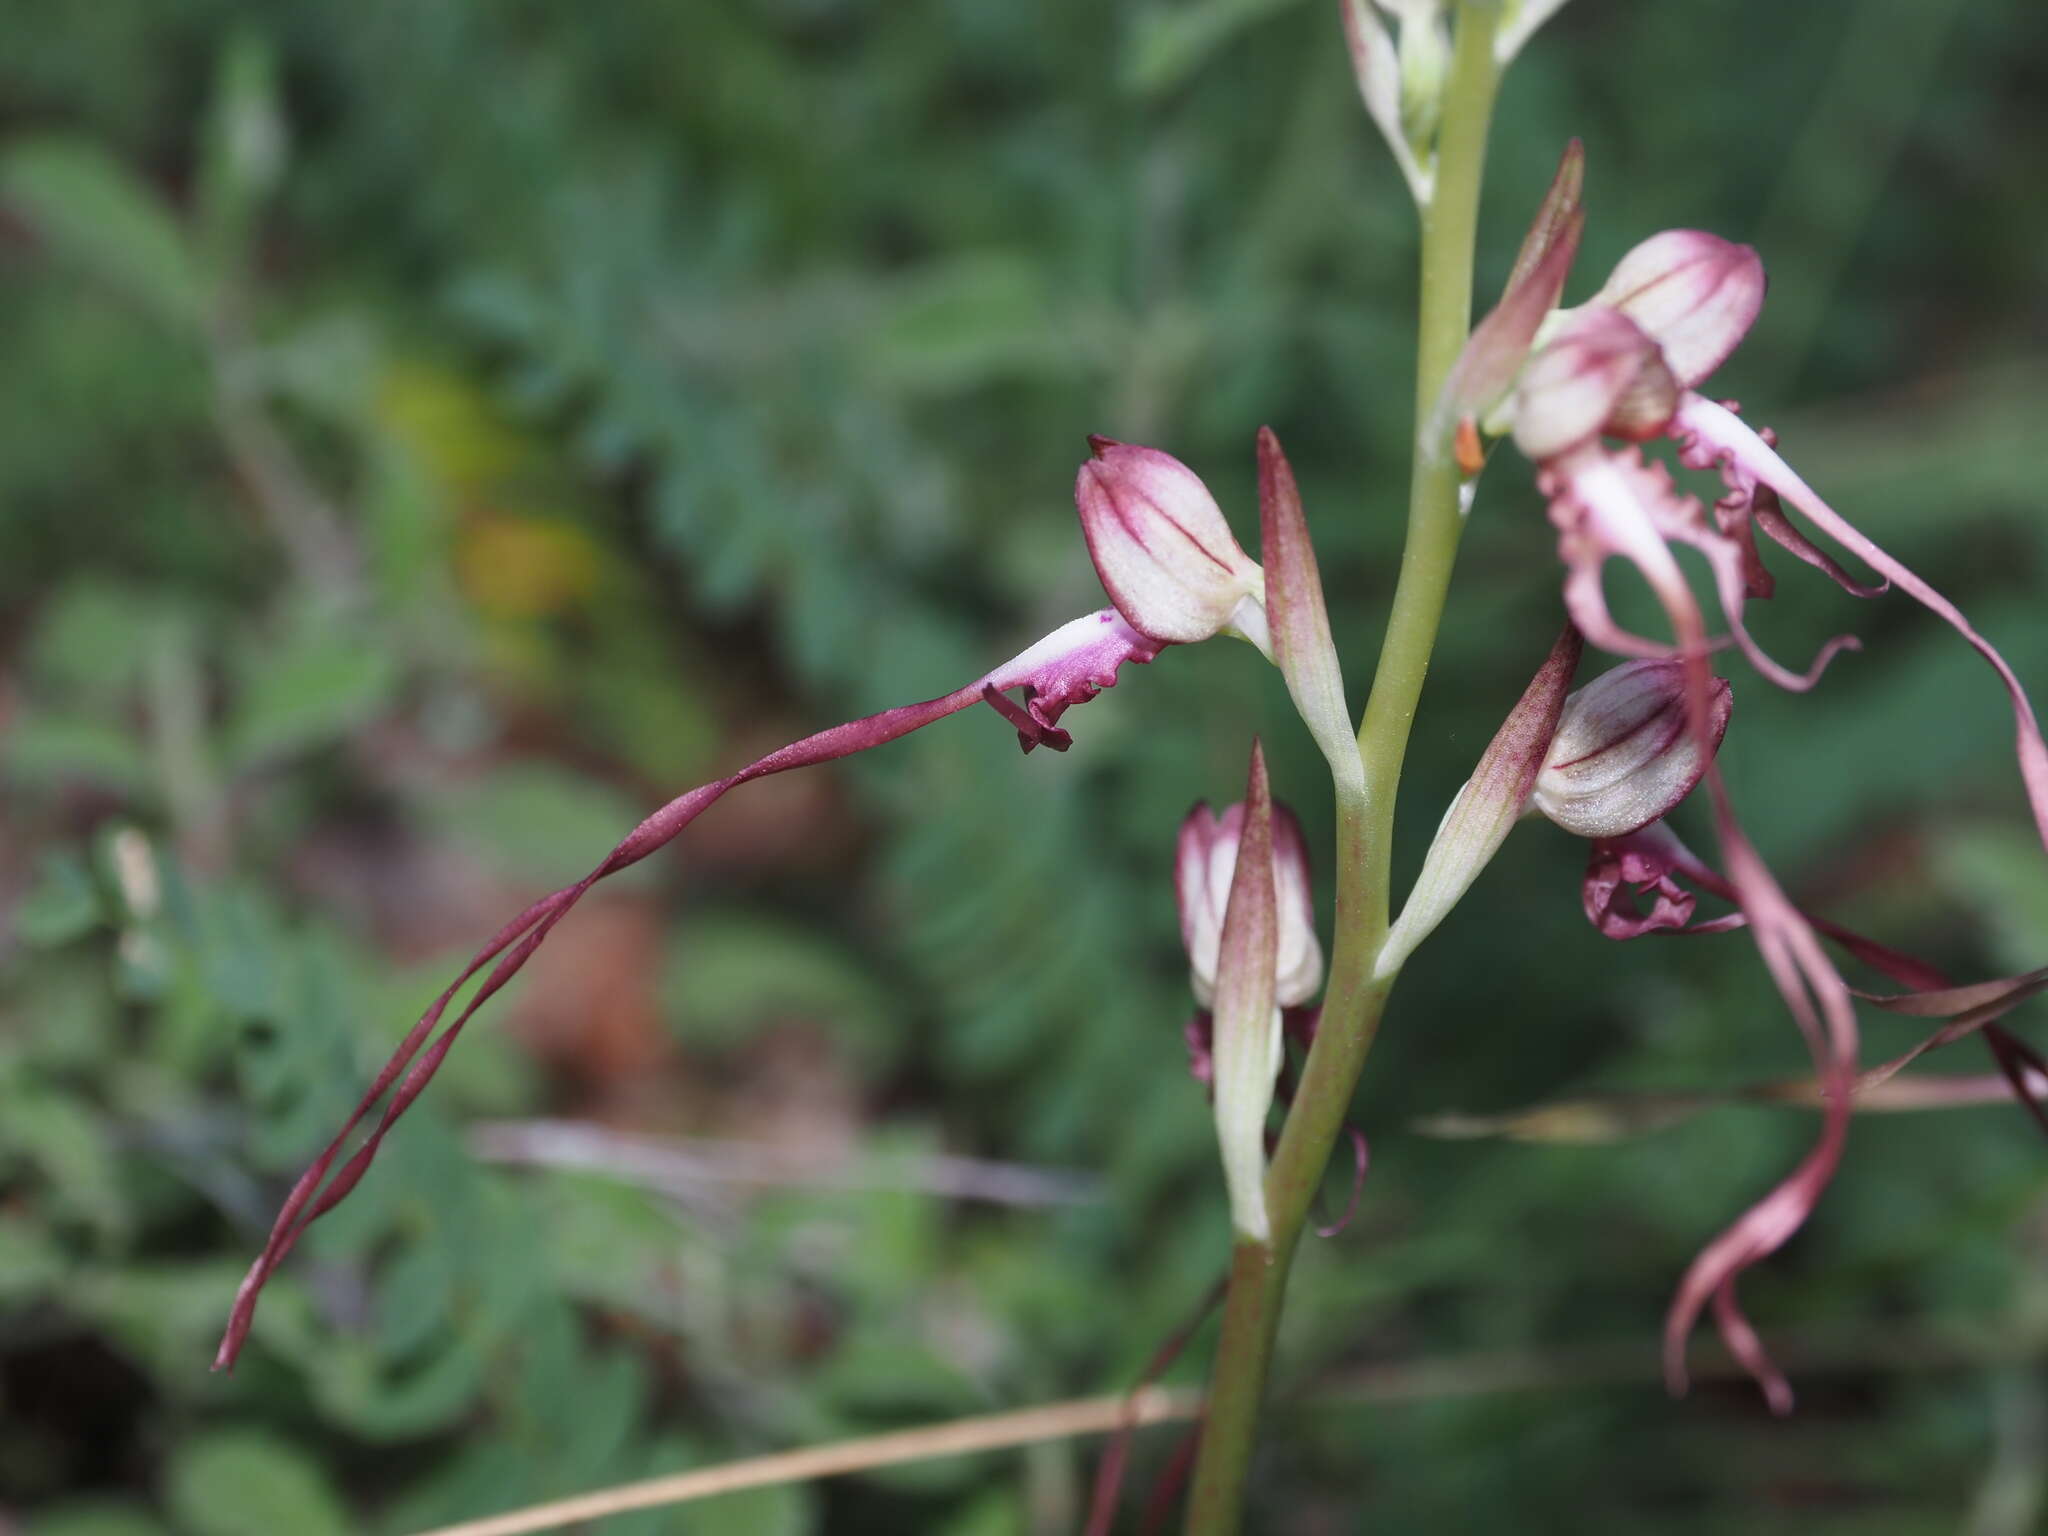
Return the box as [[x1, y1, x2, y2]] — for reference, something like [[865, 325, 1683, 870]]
[[1176, 777, 1366, 1244], [214, 437, 1268, 1369], [1178, 795, 1323, 1013], [1437, 145, 2048, 1411], [1457, 148, 2048, 847]]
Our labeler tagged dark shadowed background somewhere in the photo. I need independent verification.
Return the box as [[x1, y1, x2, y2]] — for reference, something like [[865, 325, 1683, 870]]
[[3, 1, 2046, 1531]]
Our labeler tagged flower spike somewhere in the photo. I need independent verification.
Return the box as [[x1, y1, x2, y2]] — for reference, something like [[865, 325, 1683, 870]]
[[1498, 204, 2046, 847], [1482, 169, 2048, 1407]]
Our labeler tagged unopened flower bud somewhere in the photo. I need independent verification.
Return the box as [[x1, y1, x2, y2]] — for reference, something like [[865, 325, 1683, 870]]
[[1530, 660, 1732, 839], [1177, 799, 1321, 1010], [1586, 230, 1765, 389], [1076, 439, 1267, 648], [1512, 308, 1679, 460], [1390, 0, 1450, 152]]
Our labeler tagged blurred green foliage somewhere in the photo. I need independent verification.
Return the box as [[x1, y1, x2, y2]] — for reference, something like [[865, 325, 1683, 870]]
[[2, 0, 2046, 1531]]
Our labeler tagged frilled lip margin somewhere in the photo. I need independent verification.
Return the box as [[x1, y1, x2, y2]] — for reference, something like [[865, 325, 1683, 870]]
[[213, 608, 1162, 1369]]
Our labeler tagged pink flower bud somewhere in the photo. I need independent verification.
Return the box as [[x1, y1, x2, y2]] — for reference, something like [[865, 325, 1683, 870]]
[[1512, 308, 1679, 460], [1531, 660, 1732, 839], [1076, 439, 1266, 647], [1176, 798, 1321, 1011], [1586, 230, 1765, 389]]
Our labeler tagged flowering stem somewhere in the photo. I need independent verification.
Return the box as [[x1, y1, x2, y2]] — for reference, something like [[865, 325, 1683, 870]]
[[1183, 6, 1502, 1529]]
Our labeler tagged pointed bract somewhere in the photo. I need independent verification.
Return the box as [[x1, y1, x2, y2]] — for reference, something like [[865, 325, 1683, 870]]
[[1209, 741, 1283, 1242], [1441, 143, 1585, 442], [1376, 625, 1585, 977], [1503, 139, 1586, 302], [1444, 208, 1586, 444], [1339, 0, 1432, 203], [1257, 428, 1361, 787]]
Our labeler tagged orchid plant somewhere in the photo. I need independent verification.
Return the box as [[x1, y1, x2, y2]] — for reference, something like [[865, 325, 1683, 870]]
[[215, 2, 2048, 1530]]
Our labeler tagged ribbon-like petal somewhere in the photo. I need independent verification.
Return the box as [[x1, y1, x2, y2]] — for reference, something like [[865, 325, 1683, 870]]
[[1674, 392, 2048, 852], [214, 606, 1168, 1369]]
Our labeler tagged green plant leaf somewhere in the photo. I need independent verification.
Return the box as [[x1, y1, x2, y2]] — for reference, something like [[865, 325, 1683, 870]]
[[428, 762, 653, 888], [225, 624, 398, 768], [661, 912, 896, 1071], [27, 1500, 171, 1536], [163, 1431, 350, 1536], [16, 852, 106, 947], [1, 137, 205, 334], [1, 1087, 129, 1240]]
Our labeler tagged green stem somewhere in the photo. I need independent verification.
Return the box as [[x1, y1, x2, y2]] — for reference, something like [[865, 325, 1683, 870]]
[[1182, 8, 1502, 1530]]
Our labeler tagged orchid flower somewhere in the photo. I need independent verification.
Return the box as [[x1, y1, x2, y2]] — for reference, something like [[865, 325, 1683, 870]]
[[1175, 765, 1364, 1246], [214, 436, 1278, 1369], [1179, 795, 1324, 1015], [1426, 143, 2048, 1410], [1447, 149, 2048, 850]]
